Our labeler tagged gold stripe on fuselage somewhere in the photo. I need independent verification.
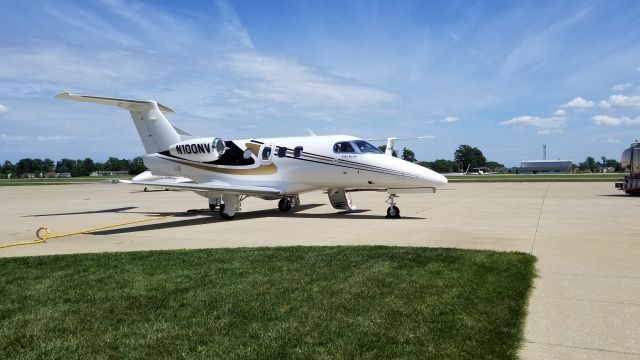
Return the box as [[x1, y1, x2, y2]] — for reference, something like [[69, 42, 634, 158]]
[[164, 157, 278, 175]]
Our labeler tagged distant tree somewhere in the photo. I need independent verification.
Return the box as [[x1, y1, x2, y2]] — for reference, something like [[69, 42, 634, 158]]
[[79, 158, 96, 176], [454, 145, 486, 170], [579, 157, 597, 172], [2, 160, 15, 176], [401, 147, 417, 163], [43, 158, 55, 172], [605, 159, 621, 172], [56, 158, 78, 174], [485, 161, 504, 170], [16, 158, 35, 176], [128, 156, 146, 175], [377, 145, 398, 157], [419, 159, 459, 173]]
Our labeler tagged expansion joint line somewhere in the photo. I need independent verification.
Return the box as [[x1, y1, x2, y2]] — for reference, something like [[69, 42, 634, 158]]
[[529, 182, 550, 254]]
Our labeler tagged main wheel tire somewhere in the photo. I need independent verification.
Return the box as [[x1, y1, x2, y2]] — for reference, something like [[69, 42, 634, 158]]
[[386, 206, 400, 219], [209, 204, 217, 212], [143, 187, 148, 192], [278, 198, 292, 212]]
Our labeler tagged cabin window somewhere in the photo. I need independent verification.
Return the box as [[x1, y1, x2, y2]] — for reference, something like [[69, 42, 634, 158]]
[[333, 141, 355, 153], [294, 146, 303, 158], [261, 146, 272, 161], [277, 147, 287, 158]]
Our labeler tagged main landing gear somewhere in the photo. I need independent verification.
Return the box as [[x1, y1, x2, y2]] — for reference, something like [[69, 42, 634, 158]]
[[208, 194, 243, 220], [385, 194, 401, 219], [277, 195, 300, 212], [278, 197, 292, 212]]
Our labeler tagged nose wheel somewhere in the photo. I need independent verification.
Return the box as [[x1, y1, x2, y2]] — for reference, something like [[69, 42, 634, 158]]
[[385, 194, 401, 219]]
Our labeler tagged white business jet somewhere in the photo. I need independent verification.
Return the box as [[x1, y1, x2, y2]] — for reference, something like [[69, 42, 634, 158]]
[[56, 92, 447, 219]]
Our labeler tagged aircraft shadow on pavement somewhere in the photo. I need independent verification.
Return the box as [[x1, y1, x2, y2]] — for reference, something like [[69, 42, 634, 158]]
[[24, 206, 139, 217], [91, 204, 423, 236]]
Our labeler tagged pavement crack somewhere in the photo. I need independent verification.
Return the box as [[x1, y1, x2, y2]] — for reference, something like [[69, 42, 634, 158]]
[[527, 341, 640, 356], [529, 182, 550, 254]]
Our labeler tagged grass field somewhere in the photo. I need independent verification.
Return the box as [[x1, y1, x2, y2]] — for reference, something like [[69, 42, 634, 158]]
[[0, 176, 131, 186], [446, 173, 622, 182], [0, 247, 535, 359]]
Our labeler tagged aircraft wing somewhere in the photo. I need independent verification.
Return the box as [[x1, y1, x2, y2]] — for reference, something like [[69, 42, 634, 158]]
[[122, 179, 282, 196]]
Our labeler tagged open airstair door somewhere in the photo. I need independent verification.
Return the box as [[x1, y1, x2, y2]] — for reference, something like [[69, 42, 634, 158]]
[[327, 188, 356, 211]]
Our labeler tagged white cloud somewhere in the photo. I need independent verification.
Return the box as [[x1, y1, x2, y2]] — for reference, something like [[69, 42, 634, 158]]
[[0, 104, 8, 114], [606, 138, 620, 144], [561, 97, 594, 108], [440, 116, 460, 123], [499, 114, 566, 134], [612, 83, 632, 91], [36, 135, 76, 140], [0, 133, 75, 141], [227, 52, 398, 107], [0, 133, 25, 140], [237, 124, 257, 131], [592, 115, 640, 126], [599, 94, 640, 108], [553, 109, 566, 116]]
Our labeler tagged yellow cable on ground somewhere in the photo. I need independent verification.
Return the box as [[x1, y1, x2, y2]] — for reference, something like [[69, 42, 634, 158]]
[[0, 215, 175, 250]]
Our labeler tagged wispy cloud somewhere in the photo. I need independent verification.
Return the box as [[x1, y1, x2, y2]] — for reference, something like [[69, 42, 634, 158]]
[[227, 52, 398, 107], [561, 96, 594, 108], [612, 83, 632, 91], [440, 116, 460, 123], [0, 104, 8, 114], [499, 114, 566, 134], [1, 133, 76, 141], [553, 109, 567, 116], [592, 115, 640, 126], [599, 94, 640, 108]]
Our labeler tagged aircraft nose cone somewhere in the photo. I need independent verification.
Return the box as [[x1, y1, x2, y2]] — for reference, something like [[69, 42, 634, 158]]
[[435, 173, 448, 186], [419, 167, 447, 187]]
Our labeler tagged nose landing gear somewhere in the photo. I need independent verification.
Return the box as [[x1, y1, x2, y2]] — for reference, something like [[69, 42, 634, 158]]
[[385, 194, 401, 219]]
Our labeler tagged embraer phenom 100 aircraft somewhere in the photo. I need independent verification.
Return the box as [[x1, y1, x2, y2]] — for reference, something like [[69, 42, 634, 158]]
[[56, 92, 448, 219]]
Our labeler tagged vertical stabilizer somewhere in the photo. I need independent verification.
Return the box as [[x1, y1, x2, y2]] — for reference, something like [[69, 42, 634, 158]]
[[55, 92, 181, 154]]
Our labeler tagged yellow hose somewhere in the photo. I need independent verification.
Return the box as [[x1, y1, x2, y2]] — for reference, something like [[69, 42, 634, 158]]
[[0, 215, 174, 249]]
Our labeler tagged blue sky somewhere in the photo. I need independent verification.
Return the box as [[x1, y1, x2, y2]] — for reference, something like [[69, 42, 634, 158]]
[[1, 0, 640, 166]]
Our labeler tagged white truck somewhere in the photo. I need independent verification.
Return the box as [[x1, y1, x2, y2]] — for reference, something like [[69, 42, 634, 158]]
[[615, 141, 640, 196]]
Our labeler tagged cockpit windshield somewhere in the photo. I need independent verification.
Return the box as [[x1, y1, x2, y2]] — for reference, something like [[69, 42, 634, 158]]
[[353, 140, 383, 154], [333, 140, 383, 154]]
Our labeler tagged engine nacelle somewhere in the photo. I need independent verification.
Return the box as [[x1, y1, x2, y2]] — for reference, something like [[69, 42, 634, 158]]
[[168, 137, 226, 162]]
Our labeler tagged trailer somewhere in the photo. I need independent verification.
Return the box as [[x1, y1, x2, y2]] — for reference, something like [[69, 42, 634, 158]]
[[615, 141, 640, 196]]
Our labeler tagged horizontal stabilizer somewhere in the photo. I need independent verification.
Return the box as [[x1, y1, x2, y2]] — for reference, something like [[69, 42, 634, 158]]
[[56, 92, 174, 113]]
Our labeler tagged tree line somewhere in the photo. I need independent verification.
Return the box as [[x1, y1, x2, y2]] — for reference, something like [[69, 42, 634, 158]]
[[0, 146, 624, 178], [0, 157, 146, 178], [380, 144, 504, 173]]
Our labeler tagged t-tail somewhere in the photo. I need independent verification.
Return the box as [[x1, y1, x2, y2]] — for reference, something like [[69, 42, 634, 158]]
[[55, 92, 182, 154]]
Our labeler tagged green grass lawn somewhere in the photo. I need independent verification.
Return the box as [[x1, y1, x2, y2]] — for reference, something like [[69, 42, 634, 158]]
[[0, 246, 535, 359], [0, 176, 132, 186], [447, 173, 622, 182]]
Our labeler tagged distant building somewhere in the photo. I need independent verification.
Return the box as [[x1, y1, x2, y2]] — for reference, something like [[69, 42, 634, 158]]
[[58, 172, 72, 178], [92, 170, 130, 176], [520, 160, 572, 173]]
